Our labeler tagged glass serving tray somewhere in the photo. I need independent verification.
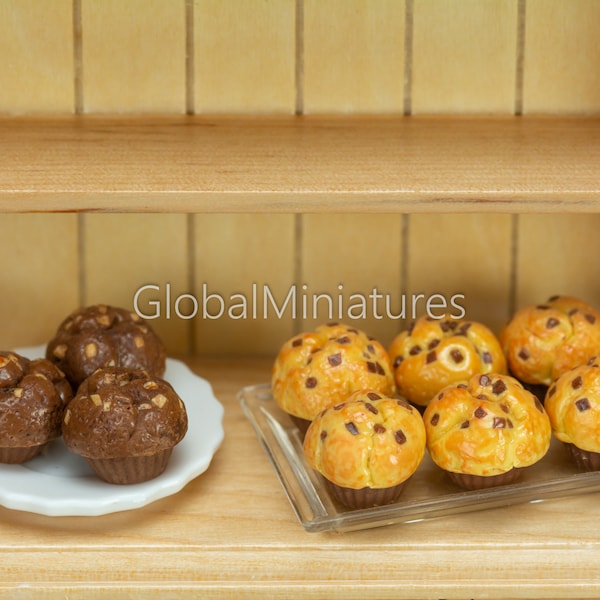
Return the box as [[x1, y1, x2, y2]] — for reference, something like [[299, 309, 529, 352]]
[[239, 383, 600, 533]]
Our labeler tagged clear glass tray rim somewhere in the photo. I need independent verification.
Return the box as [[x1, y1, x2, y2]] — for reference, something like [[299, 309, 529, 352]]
[[239, 383, 600, 533]]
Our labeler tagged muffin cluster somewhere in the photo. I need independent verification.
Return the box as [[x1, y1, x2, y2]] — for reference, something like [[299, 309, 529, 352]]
[[2, 304, 187, 485], [272, 295, 600, 509]]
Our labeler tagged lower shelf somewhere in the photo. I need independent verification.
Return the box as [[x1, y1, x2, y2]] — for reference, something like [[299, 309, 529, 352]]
[[0, 357, 599, 599]]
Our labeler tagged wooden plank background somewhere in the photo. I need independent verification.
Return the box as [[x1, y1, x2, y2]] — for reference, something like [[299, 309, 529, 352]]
[[0, 0, 599, 356]]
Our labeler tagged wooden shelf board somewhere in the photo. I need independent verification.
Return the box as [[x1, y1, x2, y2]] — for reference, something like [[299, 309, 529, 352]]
[[0, 115, 598, 213], [1, 357, 600, 598]]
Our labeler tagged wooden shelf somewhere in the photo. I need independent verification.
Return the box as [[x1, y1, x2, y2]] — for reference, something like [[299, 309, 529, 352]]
[[1, 115, 599, 213], [1, 357, 600, 598]]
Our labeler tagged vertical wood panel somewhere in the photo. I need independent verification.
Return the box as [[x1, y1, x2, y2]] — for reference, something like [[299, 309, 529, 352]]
[[515, 214, 600, 310], [193, 214, 296, 355], [83, 214, 190, 356], [0, 214, 78, 348], [301, 214, 404, 347], [0, 0, 73, 113], [412, 0, 518, 114], [523, 0, 600, 114], [82, 0, 186, 113], [406, 214, 513, 334], [193, 0, 296, 113], [303, 0, 405, 114]]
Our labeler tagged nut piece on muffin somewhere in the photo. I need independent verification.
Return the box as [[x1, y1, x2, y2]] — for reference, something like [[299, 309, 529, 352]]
[[62, 367, 188, 484], [46, 304, 166, 389], [545, 357, 600, 472], [389, 316, 507, 409], [0, 350, 72, 463], [303, 389, 426, 509], [500, 295, 600, 388], [271, 322, 395, 434], [423, 373, 551, 490]]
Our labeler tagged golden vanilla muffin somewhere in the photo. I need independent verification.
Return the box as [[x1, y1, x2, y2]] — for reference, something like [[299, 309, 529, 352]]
[[389, 316, 506, 409], [545, 357, 600, 471], [272, 323, 395, 432], [424, 373, 551, 490], [500, 295, 600, 388], [303, 389, 426, 509]]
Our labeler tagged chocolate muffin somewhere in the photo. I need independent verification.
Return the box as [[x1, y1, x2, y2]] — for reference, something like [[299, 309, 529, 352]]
[[423, 373, 552, 490], [62, 367, 188, 484], [304, 389, 426, 509], [500, 295, 600, 391], [46, 304, 166, 389], [0, 350, 71, 463], [545, 357, 600, 471], [272, 323, 395, 434], [389, 316, 507, 410]]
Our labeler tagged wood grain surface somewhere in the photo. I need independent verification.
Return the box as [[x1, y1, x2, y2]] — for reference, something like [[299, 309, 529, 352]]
[[0, 115, 598, 212], [0, 357, 598, 598]]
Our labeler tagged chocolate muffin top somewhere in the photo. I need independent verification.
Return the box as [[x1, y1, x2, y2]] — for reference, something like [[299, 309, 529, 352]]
[[0, 351, 68, 448], [62, 367, 188, 460], [46, 304, 166, 388]]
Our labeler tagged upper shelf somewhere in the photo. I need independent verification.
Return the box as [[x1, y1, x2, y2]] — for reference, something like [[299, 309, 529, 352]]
[[0, 115, 598, 213]]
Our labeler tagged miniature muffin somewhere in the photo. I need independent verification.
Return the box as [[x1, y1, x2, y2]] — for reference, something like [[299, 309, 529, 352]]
[[0, 350, 71, 463], [304, 389, 426, 509], [424, 373, 551, 490], [46, 304, 166, 388], [545, 357, 600, 471], [272, 322, 395, 433], [62, 367, 188, 484], [500, 295, 600, 389], [389, 316, 507, 409]]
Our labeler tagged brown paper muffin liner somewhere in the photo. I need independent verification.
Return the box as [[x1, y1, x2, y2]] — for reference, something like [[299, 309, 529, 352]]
[[566, 443, 600, 472], [0, 444, 45, 464], [85, 448, 173, 484], [447, 467, 523, 491], [326, 479, 409, 510]]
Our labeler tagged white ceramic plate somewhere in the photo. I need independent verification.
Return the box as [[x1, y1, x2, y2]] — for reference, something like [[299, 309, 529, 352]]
[[0, 346, 225, 517]]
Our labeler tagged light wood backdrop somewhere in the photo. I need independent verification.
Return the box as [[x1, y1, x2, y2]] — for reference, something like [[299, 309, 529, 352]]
[[0, 0, 599, 356]]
